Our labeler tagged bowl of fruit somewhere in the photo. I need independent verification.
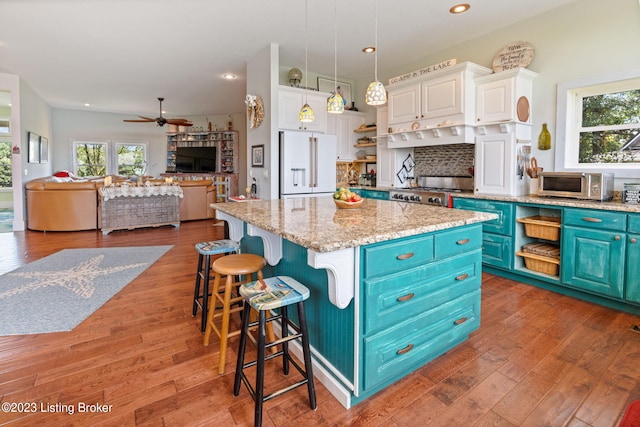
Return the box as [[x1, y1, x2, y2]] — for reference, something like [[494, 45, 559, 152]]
[[333, 188, 364, 209]]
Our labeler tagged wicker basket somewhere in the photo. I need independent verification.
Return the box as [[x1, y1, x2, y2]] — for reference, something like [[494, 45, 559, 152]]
[[517, 216, 561, 241], [516, 250, 560, 276]]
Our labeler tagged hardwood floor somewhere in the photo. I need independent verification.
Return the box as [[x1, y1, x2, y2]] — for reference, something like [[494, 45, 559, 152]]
[[1, 220, 640, 426]]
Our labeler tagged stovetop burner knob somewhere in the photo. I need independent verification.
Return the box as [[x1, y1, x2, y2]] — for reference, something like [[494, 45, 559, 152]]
[[415, 195, 422, 202], [403, 195, 410, 201], [433, 197, 442, 204]]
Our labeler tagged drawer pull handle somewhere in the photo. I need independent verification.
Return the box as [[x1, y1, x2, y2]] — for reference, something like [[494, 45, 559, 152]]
[[615, 235, 621, 241], [631, 238, 637, 244], [396, 344, 414, 355], [582, 217, 603, 223], [397, 293, 415, 302], [455, 273, 469, 281], [456, 238, 470, 245], [454, 317, 468, 325], [396, 252, 415, 260]]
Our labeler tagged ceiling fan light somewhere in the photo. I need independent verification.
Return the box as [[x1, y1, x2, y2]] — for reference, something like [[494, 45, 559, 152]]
[[327, 93, 344, 114], [299, 103, 315, 122], [365, 80, 387, 106]]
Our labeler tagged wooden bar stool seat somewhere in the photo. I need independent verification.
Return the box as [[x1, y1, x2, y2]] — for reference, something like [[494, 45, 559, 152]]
[[233, 276, 316, 427], [203, 253, 274, 375]]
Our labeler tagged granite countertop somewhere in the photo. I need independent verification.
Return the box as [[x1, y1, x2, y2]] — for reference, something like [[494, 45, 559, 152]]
[[212, 197, 497, 253], [454, 193, 640, 213]]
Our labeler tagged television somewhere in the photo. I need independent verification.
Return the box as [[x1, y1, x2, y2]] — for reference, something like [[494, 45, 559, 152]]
[[175, 147, 217, 173]]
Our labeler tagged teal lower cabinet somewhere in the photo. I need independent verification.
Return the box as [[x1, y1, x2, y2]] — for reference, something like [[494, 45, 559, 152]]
[[452, 198, 514, 270], [625, 214, 640, 303], [358, 224, 482, 399], [453, 199, 640, 316], [358, 189, 389, 200], [561, 225, 625, 298]]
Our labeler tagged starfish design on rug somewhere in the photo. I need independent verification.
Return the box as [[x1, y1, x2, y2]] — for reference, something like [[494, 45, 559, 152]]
[[0, 255, 148, 300]]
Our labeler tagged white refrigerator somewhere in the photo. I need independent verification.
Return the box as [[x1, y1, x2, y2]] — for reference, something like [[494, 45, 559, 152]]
[[279, 131, 337, 198]]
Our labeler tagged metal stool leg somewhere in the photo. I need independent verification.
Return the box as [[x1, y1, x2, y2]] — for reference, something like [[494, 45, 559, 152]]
[[199, 255, 212, 333], [192, 253, 204, 316], [281, 306, 290, 375], [255, 310, 267, 427], [234, 301, 251, 397], [297, 301, 316, 409]]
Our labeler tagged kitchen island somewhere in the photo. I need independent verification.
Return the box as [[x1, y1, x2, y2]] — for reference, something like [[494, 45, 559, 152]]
[[212, 197, 497, 408]]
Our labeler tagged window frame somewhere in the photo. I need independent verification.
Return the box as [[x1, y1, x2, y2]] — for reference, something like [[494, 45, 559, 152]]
[[556, 69, 640, 178], [73, 139, 148, 177], [113, 140, 149, 176]]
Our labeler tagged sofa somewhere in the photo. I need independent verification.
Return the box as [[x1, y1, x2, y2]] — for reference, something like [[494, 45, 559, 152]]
[[25, 177, 217, 231]]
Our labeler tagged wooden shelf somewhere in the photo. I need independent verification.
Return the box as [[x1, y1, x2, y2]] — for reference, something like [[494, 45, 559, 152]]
[[354, 126, 376, 133], [353, 158, 377, 163], [354, 142, 376, 148]]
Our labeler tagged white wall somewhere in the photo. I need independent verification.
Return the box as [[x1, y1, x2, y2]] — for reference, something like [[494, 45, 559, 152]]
[[365, 0, 640, 177], [52, 109, 246, 178], [247, 43, 280, 199]]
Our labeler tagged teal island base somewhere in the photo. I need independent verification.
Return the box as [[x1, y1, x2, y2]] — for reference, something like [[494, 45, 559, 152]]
[[239, 223, 484, 408]]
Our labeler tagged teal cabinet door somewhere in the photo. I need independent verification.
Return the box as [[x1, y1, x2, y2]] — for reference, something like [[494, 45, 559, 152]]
[[481, 233, 513, 270], [359, 189, 389, 200], [625, 234, 640, 303], [561, 226, 625, 298]]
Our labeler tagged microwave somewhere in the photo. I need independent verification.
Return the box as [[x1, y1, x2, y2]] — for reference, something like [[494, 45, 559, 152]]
[[537, 172, 614, 201]]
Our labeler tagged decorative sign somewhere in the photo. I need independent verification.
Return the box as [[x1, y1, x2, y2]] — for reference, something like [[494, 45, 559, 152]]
[[388, 58, 458, 86], [492, 41, 535, 72]]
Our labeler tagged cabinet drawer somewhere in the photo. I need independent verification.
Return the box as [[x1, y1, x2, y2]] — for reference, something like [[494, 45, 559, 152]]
[[563, 208, 626, 232], [362, 234, 434, 278], [628, 214, 640, 234], [482, 233, 513, 270], [434, 224, 482, 259], [452, 198, 514, 235], [363, 290, 480, 390], [363, 250, 481, 334]]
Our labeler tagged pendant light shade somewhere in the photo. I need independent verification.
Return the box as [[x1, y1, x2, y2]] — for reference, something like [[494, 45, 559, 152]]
[[365, 80, 387, 105], [366, 0, 387, 106], [299, 0, 315, 123], [327, 0, 344, 114], [299, 103, 315, 122], [327, 93, 344, 114]]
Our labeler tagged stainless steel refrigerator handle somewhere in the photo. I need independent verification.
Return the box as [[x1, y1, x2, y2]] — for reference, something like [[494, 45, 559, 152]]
[[310, 137, 318, 187]]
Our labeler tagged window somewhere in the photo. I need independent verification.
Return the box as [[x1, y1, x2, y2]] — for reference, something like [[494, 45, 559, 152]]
[[557, 71, 640, 178], [115, 142, 147, 176], [74, 141, 107, 177], [0, 140, 11, 188], [73, 140, 147, 177]]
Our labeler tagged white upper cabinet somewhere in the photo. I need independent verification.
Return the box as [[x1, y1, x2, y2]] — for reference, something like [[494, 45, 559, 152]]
[[421, 71, 463, 120], [475, 68, 537, 125], [278, 86, 329, 133], [335, 111, 365, 160], [387, 62, 492, 130], [388, 83, 420, 125]]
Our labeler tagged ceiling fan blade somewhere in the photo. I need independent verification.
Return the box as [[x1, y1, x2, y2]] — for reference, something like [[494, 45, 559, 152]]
[[123, 119, 155, 123], [166, 119, 193, 126]]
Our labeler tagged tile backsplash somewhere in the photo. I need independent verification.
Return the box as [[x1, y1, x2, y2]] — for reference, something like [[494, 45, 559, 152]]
[[413, 144, 475, 177]]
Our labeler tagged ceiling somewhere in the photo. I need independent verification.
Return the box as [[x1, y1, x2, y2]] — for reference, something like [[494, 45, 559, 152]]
[[0, 0, 579, 118]]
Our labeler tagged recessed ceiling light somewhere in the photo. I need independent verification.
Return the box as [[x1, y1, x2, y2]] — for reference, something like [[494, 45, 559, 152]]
[[222, 73, 237, 80], [362, 47, 375, 53], [449, 3, 470, 14], [84, 103, 91, 107]]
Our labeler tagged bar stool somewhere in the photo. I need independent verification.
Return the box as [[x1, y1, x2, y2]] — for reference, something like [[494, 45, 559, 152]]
[[233, 276, 316, 427], [192, 239, 240, 333], [203, 253, 273, 375]]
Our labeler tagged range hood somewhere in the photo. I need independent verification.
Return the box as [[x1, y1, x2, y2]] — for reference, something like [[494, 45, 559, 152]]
[[381, 123, 476, 148]]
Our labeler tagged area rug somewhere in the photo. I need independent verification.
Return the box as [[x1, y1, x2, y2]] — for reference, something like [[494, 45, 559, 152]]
[[0, 246, 173, 335]]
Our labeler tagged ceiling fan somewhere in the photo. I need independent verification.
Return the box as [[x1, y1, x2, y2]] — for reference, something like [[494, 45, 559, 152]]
[[123, 97, 192, 127]]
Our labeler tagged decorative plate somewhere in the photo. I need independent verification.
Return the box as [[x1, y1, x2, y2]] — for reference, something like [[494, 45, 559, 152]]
[[492, 41, 535, 72], [517, 96, 530, 122]]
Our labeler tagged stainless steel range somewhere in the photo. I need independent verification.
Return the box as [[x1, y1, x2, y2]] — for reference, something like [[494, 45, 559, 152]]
[[389, 176, 474, 207]]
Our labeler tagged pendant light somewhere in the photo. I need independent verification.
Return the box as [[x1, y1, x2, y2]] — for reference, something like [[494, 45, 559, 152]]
[[365, 0, 387, 106], [299, 0, 315, 123], [327, 0, 344, 114]]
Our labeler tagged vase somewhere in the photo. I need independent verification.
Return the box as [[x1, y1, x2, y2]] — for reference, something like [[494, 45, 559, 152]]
[[538, 123, 551, 150]]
